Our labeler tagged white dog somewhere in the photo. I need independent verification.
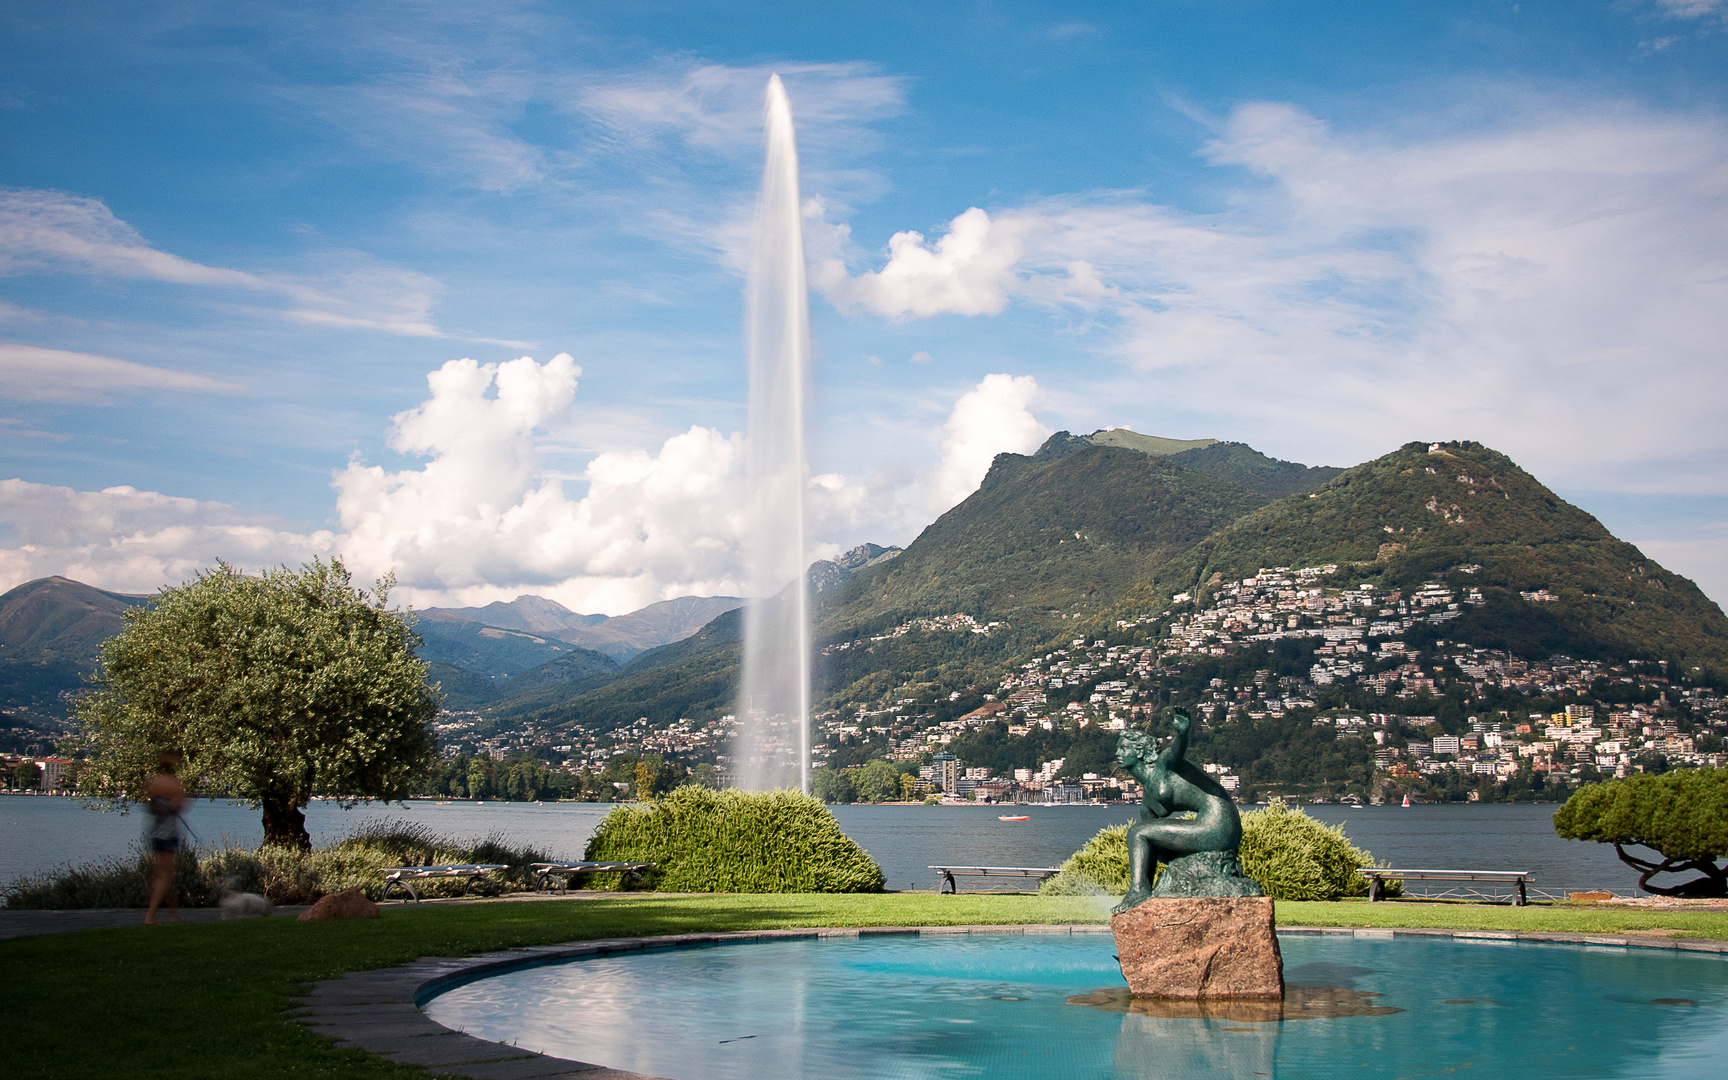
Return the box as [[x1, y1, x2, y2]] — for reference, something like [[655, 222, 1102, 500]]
[[218, 878, 274, 919]]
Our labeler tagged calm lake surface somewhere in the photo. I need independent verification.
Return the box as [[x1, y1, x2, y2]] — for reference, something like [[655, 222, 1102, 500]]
[[0, 796, 1635, 895]]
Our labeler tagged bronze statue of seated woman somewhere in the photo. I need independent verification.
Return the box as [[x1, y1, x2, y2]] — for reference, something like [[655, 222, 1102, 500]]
[[1114, 708, 1262, 914]]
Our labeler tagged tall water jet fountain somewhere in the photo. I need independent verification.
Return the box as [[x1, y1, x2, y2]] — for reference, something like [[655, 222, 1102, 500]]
[[735, 74, 811, 793]]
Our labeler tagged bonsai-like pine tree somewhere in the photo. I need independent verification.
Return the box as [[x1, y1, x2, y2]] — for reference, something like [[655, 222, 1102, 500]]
[[75, 559, 440, 849], [1553, 767, 1728, 897]]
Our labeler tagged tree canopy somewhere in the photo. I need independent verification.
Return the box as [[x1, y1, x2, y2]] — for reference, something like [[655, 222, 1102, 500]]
[[1553, 767, 1728, 897], [75, 559, 440, 848]]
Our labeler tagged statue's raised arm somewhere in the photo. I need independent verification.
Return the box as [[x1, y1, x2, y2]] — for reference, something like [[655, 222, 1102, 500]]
[[1112, 707, 1263, 915]]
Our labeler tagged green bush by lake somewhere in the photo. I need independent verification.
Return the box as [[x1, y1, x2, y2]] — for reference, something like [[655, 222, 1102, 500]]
[[1042, 801, 1392, 901], [582, 787, 885, 893]]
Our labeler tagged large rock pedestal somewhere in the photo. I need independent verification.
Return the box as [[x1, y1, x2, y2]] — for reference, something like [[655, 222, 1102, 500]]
[[1110, 897, 1283, 1000]]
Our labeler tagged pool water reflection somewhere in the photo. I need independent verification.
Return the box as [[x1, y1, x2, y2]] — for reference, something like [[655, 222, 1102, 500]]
[[423, 932, 1728, 1080]]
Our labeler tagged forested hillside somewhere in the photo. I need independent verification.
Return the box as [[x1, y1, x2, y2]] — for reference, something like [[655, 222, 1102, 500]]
[[819, 433, 1270, 638], [1112, 440, 1728, 673]]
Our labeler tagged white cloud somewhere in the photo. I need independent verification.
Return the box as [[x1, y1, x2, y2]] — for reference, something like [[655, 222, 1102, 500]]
[[0, 355, 1041, 612], [574, 61, 905, 162], [928, 374, 1051, 514], [0, 344, 239, 403], [331, 353, 868, 613], [0, 479, 337, 595], [0, 189, 520, 343], [0, 343, 240, 402], [1652, 0, 1724, 17], [818, 207, 1025, 318], [820, 98, 1728, 494]]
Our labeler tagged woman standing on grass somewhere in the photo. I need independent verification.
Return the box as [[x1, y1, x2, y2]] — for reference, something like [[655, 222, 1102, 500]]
[[143, 751, 187, 924]]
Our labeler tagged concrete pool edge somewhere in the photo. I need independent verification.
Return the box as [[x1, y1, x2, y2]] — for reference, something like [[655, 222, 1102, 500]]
[[287, 924, 1728, 1080]]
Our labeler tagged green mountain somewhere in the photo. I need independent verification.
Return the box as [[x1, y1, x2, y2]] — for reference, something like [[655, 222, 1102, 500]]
[[818, 433, 1271, 638], [415, 611, 619, 710], [1165, 441, 1346, 499], [0, 577, 149, 717], [504, 606, 743, 730], [1113, 440, 1728, 672], [1085, 429, 1218, 456], [424, 593, 744, 662], [507, 433, 1274, 732]]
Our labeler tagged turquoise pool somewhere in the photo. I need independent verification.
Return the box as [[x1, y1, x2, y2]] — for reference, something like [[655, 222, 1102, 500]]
[[422, 932, 1728, 1080]]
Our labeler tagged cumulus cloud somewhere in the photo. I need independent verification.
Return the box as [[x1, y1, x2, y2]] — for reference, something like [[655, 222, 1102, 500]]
[[0, 479, 336, 595], [0, 344, 239, 403], [0, 354, 1038, 611], [331, 353, 868, 613], [927, 374, 1051, 514], [0, 188, 520, 343], [817, 207, 1024, 318], [820, 98, 1728, 493]]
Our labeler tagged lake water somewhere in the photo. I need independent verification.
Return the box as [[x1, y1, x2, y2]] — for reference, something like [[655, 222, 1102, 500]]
[[0, 795, 1637, 895]]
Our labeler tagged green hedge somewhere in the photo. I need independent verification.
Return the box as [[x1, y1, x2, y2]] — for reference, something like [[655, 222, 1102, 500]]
[[582, 787, 885, 893], [1041, 823, 1130, 896], [1042, 802, 1391, 901]]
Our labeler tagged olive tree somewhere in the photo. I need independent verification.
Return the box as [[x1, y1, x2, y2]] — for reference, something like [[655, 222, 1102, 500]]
[[75, 559, 440, 849], [1553, 767, 1728, 897]]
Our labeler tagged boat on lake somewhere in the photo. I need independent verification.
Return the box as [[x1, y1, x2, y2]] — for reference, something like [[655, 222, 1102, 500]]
[[998, 814, 1030, 821]]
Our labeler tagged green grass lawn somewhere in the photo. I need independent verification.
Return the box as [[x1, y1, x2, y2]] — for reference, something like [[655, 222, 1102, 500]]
[[5, 893, 1725, 1080]]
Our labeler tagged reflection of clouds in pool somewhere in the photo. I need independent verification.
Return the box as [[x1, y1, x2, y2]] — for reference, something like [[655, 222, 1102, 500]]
[[422, 933, 1728, 1080]]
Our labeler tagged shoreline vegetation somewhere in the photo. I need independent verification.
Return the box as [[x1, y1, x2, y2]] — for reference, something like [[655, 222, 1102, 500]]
[[4, 894, 1727, 1080]]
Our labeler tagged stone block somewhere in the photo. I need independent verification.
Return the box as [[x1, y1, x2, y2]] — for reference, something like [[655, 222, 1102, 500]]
[[1110, 897, 1283, 1000], [299, 888, 381, 921]]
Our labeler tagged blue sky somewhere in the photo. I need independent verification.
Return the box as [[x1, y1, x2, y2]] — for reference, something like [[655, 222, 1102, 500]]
[[2, 1, 1726, 613]]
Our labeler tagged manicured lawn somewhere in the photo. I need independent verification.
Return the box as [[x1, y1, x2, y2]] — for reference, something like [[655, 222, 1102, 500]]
[[5, 893, 1725, 1080]]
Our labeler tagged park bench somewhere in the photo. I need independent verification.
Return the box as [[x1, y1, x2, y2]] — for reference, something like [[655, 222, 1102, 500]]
[[530, 861, 657, 892], [930, 865, 1064, 895], [379, 863, 509, 902], [1358, 868, 1533, 906]]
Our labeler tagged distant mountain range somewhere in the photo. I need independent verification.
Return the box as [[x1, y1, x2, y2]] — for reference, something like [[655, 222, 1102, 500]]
[[504, 430, 1728, 736], [5, 430, 1724, 741], [422, 593, 746, 662], [0, 576, 147, 719]]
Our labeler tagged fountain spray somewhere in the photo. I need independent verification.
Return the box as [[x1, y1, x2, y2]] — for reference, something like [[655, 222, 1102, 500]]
[[736, 74, 812, 794]]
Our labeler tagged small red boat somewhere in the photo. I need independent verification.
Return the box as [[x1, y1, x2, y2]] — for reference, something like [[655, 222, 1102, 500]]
[[998, 815, 1030, 821]]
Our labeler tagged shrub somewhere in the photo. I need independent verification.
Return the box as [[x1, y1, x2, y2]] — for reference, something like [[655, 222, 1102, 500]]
[[1041, 824, 1130, 896], [1238, 801, 1387, 900], [1, 818, 555, 908], [1040, 802, 1391, 901], [581, 787, 885, 893]]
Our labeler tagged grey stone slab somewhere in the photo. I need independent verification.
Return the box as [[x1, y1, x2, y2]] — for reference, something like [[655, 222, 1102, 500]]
[[367, 1034, 537, 1066], [440, 1053, 601, 1078], [305, 1017, 448, 1040], [293, 1002, 422, 1018]]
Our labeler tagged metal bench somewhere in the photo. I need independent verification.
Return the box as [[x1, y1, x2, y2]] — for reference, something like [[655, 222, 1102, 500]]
[[929, 865, 1063, 894], [380, 863, 508, 902], [1358, 868, 1534, 906], [530, 861, 657, 892]]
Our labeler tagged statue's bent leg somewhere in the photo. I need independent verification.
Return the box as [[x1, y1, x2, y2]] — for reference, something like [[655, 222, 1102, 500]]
[[1113, 822, 1161, 915]]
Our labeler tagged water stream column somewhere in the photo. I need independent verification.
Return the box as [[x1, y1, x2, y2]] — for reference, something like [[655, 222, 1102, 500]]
[[735, 74, 812, 793]]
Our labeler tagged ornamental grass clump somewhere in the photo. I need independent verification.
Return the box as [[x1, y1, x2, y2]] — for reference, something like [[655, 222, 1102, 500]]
[[1, 818, 554, 908], [1041, 802, 1390, 901], [581, 787, 885, 893]]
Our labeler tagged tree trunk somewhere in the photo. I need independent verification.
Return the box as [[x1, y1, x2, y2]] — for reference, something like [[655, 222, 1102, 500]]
[[261, 795, 311, 850]]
